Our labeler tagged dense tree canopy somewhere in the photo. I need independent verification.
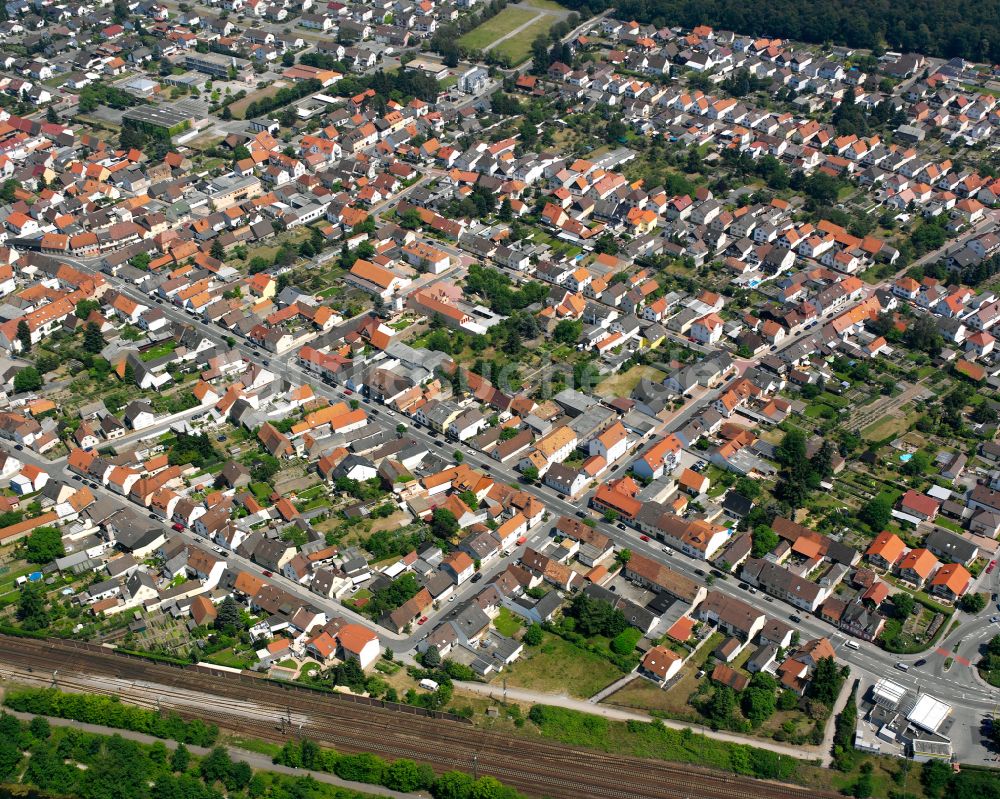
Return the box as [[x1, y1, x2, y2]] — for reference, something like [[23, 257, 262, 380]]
[[16, 583, 49, 631], [168, 432, 220, 468], [25, 526, 64, 564], [464, 265, 548, 316], [807, 657, 847, 705], [750, 525, 778, 558], [859, 493, 893, 530], [14, 366, 41, 393], [365, 573, 422, 620], [564, 592, 628, 637], [588, 0, 1000, 63]]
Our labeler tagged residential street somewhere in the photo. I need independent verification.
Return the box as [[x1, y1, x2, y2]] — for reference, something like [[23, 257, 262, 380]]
[[28, 248, 1000, 727]]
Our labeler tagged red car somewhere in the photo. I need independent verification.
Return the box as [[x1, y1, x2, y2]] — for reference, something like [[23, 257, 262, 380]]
[[639, 535, 650, 542], [417, 616, 428, 625], [171, 522, 184, 531], [516, 536, 527, 546], [988, 560, 997, 574], [344, 389, 353, 395], [262, 570, 273, 577]]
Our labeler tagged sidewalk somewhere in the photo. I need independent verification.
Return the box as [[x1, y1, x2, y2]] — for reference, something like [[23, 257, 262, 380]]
[[589, 672, 638, 704], [3, 710, 425, 799], [453, 681, 823, 763]]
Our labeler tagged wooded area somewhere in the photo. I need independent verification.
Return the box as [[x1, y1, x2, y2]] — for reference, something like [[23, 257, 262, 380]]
[[561, 0, 1000, 62]]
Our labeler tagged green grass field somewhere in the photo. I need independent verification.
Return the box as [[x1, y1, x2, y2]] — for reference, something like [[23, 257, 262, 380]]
[[519, 0, 566, 10], [493, 607, 521, 637], [861, 414, 913, 441], [458, 7, 537, 51], [493, 15, 557, 64], [596, 365, 667, 399], [496, 633, 622, 697]]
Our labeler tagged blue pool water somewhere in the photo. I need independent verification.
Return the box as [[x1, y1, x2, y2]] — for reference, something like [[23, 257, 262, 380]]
[[899, 453, 913, 463]]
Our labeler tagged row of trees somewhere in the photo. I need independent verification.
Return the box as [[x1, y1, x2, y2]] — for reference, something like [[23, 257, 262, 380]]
[[527, 705, 796, 781], [831, 686, 858, 770], [241, 78, 322, 120], [4, 689, 218, 746], [429, 0, 511, 66], [275, 738, 526, 799]]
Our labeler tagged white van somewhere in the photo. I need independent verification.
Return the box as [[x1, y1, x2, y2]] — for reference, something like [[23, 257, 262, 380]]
[[845, 640, 860, 651], [894, 662, 909, 672]]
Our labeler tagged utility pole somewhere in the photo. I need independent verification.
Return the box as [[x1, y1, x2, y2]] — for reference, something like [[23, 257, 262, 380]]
[[502, 678, 507, 706], [472, 753, 478, 780]]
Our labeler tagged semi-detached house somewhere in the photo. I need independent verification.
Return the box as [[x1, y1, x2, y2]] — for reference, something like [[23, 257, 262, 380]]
[[518, 425, 577, 477], [623, 552, 706, 609], [634, 503, 730, 560], [739, 557, 830, 612], [695, 590, 766, 641]]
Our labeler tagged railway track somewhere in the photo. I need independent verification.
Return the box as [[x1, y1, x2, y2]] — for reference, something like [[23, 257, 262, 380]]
[[0, 636, 836, 799]]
